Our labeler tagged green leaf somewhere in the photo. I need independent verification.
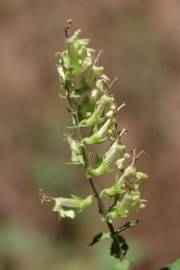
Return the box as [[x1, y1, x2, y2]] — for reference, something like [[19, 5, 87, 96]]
[[89, 232, 110, 246], [160, 258, 180, 270], [117, 220, 139, 233]]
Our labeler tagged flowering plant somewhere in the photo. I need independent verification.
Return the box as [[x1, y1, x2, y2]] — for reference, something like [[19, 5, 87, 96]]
[[40, 19, 179, 269]]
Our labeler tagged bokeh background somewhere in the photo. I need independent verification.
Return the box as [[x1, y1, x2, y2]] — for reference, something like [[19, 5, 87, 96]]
[[1, 1, 180, 269]]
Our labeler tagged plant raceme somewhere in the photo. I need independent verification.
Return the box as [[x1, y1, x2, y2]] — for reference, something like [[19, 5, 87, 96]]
[[41, 19, 148, 266]]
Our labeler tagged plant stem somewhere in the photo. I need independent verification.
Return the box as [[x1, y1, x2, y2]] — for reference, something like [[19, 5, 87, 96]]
[[88, 178, 122, 260]]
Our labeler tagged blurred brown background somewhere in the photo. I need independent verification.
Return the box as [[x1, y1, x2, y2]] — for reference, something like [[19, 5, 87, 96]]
[[0, 1, 180, 269]]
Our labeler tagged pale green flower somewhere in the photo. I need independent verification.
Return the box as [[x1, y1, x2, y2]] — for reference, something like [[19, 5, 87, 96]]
[[53, 195, 93, 219]]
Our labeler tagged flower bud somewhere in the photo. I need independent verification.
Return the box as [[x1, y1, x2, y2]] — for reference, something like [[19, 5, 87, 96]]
[[136, 172, 148, 183], [67, 29, 83, 44], [87, 66, 104, 81], [67, 136, 84, 165], [96, 79, 104, 91], [101, 74, 110, 84], [90, 89, 100, 103], [57, 66, 66, 87], [104, 139, 122, 165], [105, 110, 114, 118]]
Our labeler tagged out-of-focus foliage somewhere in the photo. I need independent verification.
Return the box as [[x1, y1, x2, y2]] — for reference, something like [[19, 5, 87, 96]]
[[160, 259, 180, 270], [114, 259, 131, 270]]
